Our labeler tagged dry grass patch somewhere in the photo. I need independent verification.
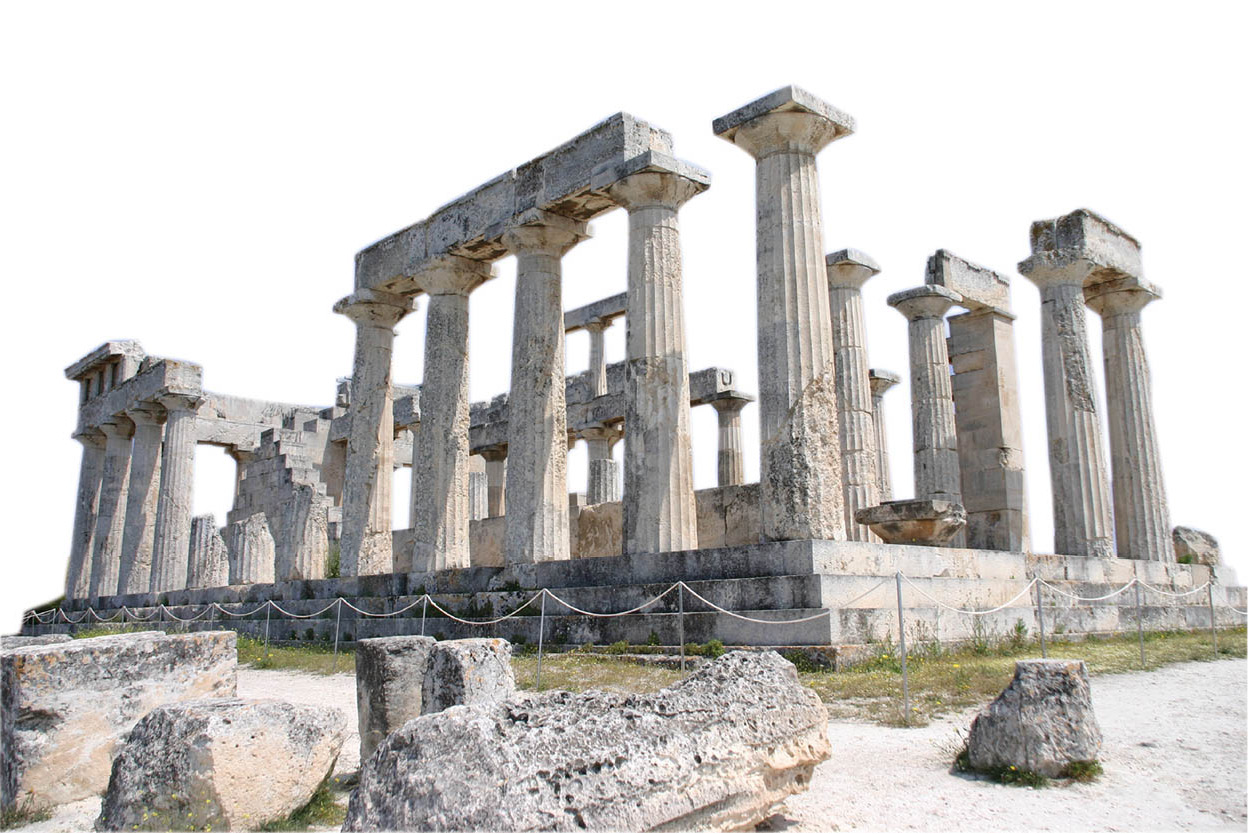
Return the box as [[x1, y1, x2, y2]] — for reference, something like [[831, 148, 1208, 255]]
[[513, 651, 684, 693]]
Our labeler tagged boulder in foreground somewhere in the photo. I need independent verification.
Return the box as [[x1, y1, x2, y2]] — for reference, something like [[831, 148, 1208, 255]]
[[97, 698, 346, 831], [967, 658, 1102, 778], [344, 650, 829, 832]]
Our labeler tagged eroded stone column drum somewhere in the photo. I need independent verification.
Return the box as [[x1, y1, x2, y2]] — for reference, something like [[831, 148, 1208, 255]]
[[868, 370, 899, 502], [188, 514, 229, 589], [711, 398, 747, 488], [117, 409, 164, 595], [150, 397, 199, 593], [66, 433, 106, 600], [89, 419, 134, 598]]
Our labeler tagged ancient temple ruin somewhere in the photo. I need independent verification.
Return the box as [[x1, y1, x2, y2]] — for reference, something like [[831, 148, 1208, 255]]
[[37, 85, 1244, 648]]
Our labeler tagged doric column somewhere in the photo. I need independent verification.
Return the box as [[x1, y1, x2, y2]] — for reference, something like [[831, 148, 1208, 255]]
[[708, 395, 749, 487], [889, 286, 963, 508], [481, 448, 506, 518], [1086, 278, 1171, 561], [89, 417, 134, 598], [410, 256, 494, 572], [826, 249, 881, 541], [1019, 225, 1116, 558], [605, 155, 706, 554], [714, 86, 853, 542], [334, 289, 413, 576], [868, 370, 900, 501], [65, 431, 106, 600], [149, 394, 200, 593], [468, 472, 488, 521], [117, 405, 164, 595], [502, 211, 590, 564], [580, 424, 622, 505], [585, 320, 609, 398]]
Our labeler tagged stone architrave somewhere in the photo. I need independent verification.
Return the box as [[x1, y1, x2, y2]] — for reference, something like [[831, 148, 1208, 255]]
[[480, 448, 506, 518], [149, 394, 201, 593], [709, 395, 749, 487], [411, 257, 494, 572], [66, 431, 106, 600], [868, 370, 900, 501], [1086, 277, 1171, 561], [1018, 210, 1120, 558], [117, 406, 164, 595], [825, 249, 882, 542], [335, 289, 413, 576], [501, 211, 590, 565], [602, 153, 707, 554], [714, 86, 853, 542], [888, 286, 963, 509], [89, 417, 134, 598]]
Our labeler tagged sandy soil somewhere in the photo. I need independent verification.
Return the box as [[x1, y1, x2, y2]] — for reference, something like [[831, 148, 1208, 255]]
[[16, 659, 1246, 832]]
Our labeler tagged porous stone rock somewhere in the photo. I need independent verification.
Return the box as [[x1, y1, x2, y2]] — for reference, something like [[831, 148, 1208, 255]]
[[1173, 525, 1219, 566], [424, 637, 515, 715], [967, 659, 1102, 778], [96, 698, 346, 832], [0, 634, 72, 652], [343, 650, 829, 832], [855, 499, 966, 546], [1, 630, 236, 811]]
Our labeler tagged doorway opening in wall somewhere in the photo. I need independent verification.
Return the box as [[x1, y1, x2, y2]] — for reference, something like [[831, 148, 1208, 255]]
[[193, 445, 236, 536]]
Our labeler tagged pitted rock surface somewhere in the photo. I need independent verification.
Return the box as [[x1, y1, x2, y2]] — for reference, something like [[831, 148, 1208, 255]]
[[967, 658, 1102, 778], [0, 634, 72, 652], [343, 650, 829, 832], [1173, 526, 1219, 567], [1, 630, 236, 812], [96, 698, 346, 831]]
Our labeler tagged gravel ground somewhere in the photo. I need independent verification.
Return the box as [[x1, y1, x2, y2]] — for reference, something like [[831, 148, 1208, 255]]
[[16, 658, 1245, 832]]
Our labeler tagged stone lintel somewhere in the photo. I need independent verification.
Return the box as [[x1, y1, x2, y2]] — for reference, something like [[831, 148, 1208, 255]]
[[825, 248, 881, 289], [77, 358, 203, 435], [925, 249, 1012, 313], [354, 113, 673, 293], [589, 150, 711, 194], [1018, 208, 1143, 286], [393, 394, 421, 432], [712, 85, 855, 142], [65, 340, 147, 381], [564, 293, 627, 333]]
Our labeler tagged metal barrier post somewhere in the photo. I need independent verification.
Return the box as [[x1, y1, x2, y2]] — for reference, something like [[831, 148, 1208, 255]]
[[333, 598, 343, 673], [1035, 580, 1047, 658], [535, 590, 547, 691], [1208, 583, 1218, 657], [419, 596, 428, 637], [678, 583, 686, 674], [895, 573, 910, 725], [264, 601, 271, 654], [1135, 582, 1145, 669]]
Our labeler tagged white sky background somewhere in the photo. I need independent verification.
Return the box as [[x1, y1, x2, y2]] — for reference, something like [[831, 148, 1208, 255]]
[[2, 1, 1245, 630]]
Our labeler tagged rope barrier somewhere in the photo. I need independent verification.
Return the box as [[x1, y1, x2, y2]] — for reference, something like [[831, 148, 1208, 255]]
[[1038, 577, 1138, 602], [900, 575, 1039, 615], [543, 584, 679, 618], [213, 601, 271, 619], [339, 597, 427, 618], [421, 592, 543, 625], [1137, 580, 1212, 598], [158, 604, 216, 624], [679, 584, 832, 625], [268, 600, 340, 619]]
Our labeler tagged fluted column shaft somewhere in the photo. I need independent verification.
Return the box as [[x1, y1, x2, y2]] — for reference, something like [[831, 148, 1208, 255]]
[[89, 418, 134, 598], [720, 109, 849, 542], [411, 257, 493, 571], [868, 370, 900, 501], [581, 425, 621, 505], [608, 170, 703, 554], [118, 407, 164, 594], [66, 432, 106, 599], [585, 321, 608, 398], [150, 395, 199, 592], [710, 397, 748, 487], [482, 449, 506, 518], [335, 290, 412, 576], [1089, 283, 1171, 561], [503, 215, 589, 564], [827, 253, 881, 541]]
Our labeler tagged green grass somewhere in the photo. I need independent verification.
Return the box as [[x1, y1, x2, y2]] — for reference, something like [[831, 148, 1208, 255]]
[[513, 651, 685, 693], [0, 798, 52, 831], [258, 780, 347, 831], [237, 635, 354, 675]]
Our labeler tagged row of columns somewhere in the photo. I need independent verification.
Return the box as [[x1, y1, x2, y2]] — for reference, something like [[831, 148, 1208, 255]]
[[66, 394, 201, 599]]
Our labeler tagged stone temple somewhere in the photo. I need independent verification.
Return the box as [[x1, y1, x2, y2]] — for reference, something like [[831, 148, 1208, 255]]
[[27, 85, 1245, 653]]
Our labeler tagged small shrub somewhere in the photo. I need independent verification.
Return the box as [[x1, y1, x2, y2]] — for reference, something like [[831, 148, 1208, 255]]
[[683, 642, 703, 657], [1062, 760, 1103, 782], [646, 631, 661, 646], [781, 649, 819, 673], [304, 627, 315, 641], [259, 778, 345, 831], [326, 543, 341, 579], [509, 633, 527, 646], [703, 639, 725, 658], [605, 640, 630, 655], [1006, 618, 1029, 652], [1176, 554, 1193, 565], [0, 796, 52, 830], [970, 617, 995, 656]]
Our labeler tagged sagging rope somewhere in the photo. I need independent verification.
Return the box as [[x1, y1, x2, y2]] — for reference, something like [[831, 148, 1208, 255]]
[[900, 574, 1039, 616]]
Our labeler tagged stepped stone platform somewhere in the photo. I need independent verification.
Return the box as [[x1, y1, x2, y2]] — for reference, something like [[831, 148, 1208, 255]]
[[25, 541, 1247, 655]]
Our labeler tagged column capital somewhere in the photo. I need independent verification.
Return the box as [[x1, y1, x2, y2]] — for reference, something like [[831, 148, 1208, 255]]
[[1085, 276, 1162, 317], [1018, 208, 1143, 290], [73, 428, 106, 447], [826, 248, 881, 290], [888, 285, 962, 321], [577, 423, 623, 444], [98, 415, 135, 439], [416, 254, 496, 297], [501, 209, 591, 257], [333, 288, 415, 328], [707, 392, 752, 416], [157, 393, 202, 414], [125, 403, 166, 426], [599, 151, 710, 212], [713, 85, 854, 159], [868, 369, 901, 397]]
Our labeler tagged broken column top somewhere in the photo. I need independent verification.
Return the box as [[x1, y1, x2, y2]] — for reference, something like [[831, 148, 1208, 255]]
[[1018, 208, 1143, 284], [353, 113, 678, 293], [826, 248, 881, 288], [868, 368, 901, 394], [65, 341, 146, 381], [712, 85, 855, 143], [564, 292, 627, 333], [925, 249, 1012, 314], [888, 284, 962, 317]]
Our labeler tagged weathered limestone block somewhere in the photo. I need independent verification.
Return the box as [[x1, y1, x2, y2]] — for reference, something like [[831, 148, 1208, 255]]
[[967, 659, 1102, 778], [0, 631, 236, 811], [97, 699, 345, 832], [188, 514, 229, 589], [355, 637, 515, 765], [344, 651, 828, 832], [573, 501, 623, 559], [855, 499, 966, 546], [276, 484, 330, 581], [228, 511, 276, 585], [0, 635, 72, 652], [1173, 526, 1219, 566]]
